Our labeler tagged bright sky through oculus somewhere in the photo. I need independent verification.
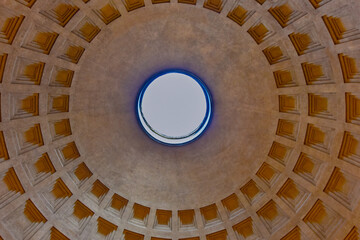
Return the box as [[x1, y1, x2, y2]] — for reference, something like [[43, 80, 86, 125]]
[[137, 71, 212, 145]]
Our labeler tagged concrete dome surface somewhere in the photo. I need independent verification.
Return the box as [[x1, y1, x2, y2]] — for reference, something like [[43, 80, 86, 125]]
[[0, 0, 359, 239]]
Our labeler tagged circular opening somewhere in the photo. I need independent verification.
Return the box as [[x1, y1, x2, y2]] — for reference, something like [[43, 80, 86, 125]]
[[137, 70, 212, 145]]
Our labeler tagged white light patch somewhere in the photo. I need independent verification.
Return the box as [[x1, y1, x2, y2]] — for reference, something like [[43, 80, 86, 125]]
[[141, 73, 207, 138], [137, 71, 212, 145]]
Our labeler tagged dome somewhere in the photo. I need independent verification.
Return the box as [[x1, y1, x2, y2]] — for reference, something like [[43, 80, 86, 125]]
[[0, 0, 359, 239]]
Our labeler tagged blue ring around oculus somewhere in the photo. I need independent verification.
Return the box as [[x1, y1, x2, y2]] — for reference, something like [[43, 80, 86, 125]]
[[136, 69, 212, 146]]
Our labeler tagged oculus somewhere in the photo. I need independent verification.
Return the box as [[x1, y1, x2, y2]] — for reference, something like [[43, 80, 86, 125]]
[[136, 70, 212, 145]]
